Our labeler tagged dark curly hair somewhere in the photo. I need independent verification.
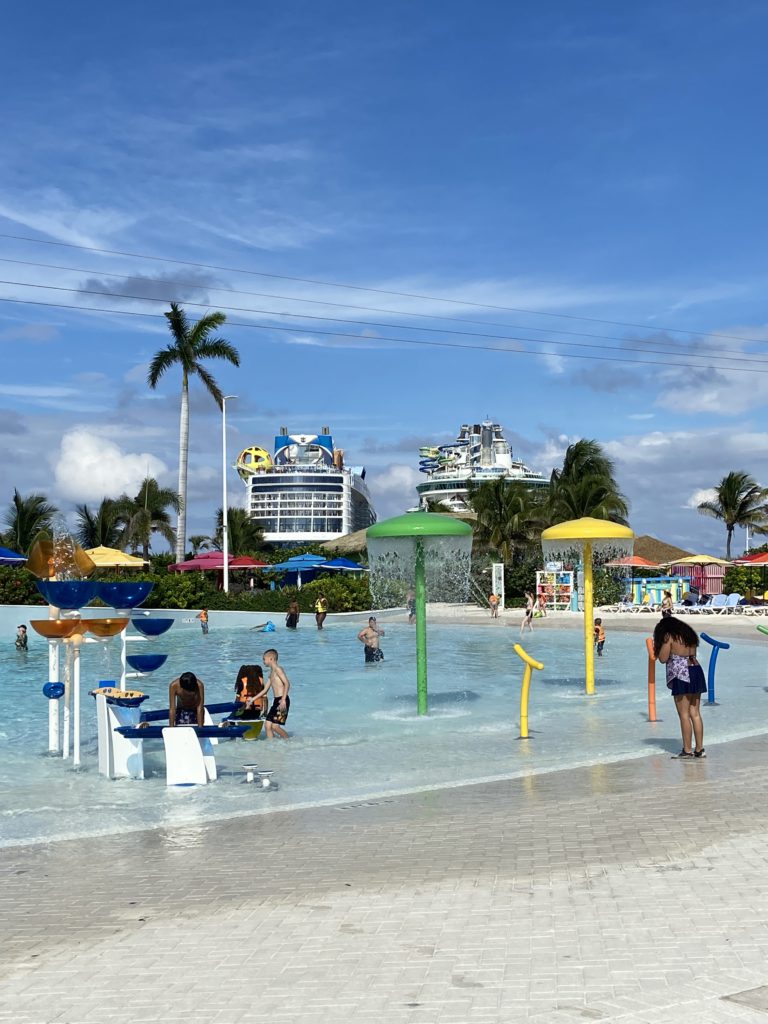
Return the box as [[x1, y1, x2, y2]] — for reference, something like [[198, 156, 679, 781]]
[[652, 615, 699, 657]]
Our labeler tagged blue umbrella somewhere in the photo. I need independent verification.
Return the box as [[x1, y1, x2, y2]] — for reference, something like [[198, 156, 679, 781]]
[[0, 545, 26, 566], [318, 557, 368, 572], [260, 554, 327, 589]]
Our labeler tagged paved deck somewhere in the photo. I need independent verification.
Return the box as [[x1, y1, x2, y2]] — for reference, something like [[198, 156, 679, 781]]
[[3, 734, 768, 1023]]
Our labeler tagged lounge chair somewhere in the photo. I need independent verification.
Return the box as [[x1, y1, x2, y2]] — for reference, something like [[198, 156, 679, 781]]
[[723, 593, 743, 614], [702, 594, 727, 614]]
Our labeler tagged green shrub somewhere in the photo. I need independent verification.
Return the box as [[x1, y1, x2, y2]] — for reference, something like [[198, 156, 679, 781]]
[[0, 568, 46, 605]]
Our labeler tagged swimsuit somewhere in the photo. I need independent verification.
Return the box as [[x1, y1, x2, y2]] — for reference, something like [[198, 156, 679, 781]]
[[175, 707, 198, 725], [364, 645, 384, 663], [286, 613, 298, 629], [666, 653, 706, 697], [265, 695, 290, 725]]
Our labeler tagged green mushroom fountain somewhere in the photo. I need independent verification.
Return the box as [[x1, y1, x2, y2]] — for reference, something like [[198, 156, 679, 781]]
[[366, 511, 473, 715]]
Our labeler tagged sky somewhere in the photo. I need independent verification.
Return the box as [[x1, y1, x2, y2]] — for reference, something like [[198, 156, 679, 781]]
[[1, 0, 768, 555]]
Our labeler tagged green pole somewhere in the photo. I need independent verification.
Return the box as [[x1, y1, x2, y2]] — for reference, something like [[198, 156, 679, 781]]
[[415, 537, 428, 715]]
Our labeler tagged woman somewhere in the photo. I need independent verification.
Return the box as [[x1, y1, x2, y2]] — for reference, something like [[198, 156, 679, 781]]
[[168, 672, 205, 727], [314, 594, 328, 630], [653, 616, 706, 759], [235, 664, 267, 719], [661, 590, 673, 617]]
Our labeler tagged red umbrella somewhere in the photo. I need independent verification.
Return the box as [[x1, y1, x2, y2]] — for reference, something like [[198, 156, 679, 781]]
[[168, 552, 268, 572], [604, 555, 661, 568], [733, 552, 768, 564], [230, 556, 268, 568]]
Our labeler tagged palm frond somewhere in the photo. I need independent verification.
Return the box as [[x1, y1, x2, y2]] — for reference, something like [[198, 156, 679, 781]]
[[194, 363, 224, 407], [195, 338, 240, 366], [147, 346, 181, 387]]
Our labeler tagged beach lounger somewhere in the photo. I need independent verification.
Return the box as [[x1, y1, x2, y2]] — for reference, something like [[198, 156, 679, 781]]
[[701, 594, 727, 614], [724, 593, 743, 614]]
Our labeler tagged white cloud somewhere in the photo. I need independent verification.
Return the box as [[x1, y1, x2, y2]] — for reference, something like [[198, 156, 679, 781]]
[[686, 488, 716, 509], [368, 463, 422, 518], [52, 428, 168, 503], [0, 187, 134, 248]]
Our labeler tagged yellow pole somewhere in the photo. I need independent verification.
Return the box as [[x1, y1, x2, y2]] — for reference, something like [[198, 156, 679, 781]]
[[513, 643, 544, 738], [583, 540, 595, 694]]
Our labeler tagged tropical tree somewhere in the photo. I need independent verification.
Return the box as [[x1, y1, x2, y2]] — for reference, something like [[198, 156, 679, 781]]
[[147, 303, 240, 561], [213, 507, 265, 556], [469, 480, 545, 563], [547, 439, 629, 525], [2, 489, 58, 554], [113, 478, 181, 560], [188, 535, 212, 556], [74, 498, 122, 549], [697, 470, 768, 559]]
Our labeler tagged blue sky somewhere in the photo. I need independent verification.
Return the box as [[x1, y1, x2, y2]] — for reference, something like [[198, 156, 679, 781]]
[[2, 0, 768, 554]]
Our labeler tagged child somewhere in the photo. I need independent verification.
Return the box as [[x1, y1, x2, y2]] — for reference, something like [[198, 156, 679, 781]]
[[489, 593, 499, 618], [15, 624, 28, 651], [234, 664, 267, 719], [263, 648, 291, 739], [520, 592, 534, 635], [196, 608, 209, 635], [594, 618, 606, 656]]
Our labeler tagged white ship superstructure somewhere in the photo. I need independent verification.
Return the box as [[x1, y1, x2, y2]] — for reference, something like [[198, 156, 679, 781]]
[[237, 427, 376, 545], [416, 421, 548, 512]]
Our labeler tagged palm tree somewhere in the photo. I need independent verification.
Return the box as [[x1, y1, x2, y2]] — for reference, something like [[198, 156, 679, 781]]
[[2, 489, 58, 554], [547, 439, 629, 525], [213, 507, 265, 556], [469, 480, 545, 563], [147, 303, 240, 561], [697, 470, 768, 559], [114, 478, 181, 560], [74, 498, 122, 549], [188, 535, 212, 556]]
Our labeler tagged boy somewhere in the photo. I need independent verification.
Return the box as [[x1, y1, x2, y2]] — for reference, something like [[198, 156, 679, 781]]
[[196, 608, 209, 635], [594, 618, 606, 657], [263, 648, 291, 739], [15, 624, 28, 651], [358, 616, 385, 663]]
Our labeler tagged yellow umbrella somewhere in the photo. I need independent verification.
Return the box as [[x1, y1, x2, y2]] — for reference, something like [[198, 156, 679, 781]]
[[541, 517, 634, 695], [84, 546, 148, 568], [661, 553, 732, 567]]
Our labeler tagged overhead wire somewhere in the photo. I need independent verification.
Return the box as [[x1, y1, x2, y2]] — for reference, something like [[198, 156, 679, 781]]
[[0, 275, 765, 368], [0, 230, 762, 345], [2, 292, 768, 375]]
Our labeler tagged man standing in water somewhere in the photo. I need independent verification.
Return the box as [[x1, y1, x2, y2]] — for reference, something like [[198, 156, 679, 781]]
[[263, 648, 291, 740], [358, 616, 385, 663]]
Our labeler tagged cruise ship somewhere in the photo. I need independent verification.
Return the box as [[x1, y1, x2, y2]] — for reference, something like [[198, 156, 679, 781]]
[[416, 421, 548, 512], [237, 427, 376, 545]]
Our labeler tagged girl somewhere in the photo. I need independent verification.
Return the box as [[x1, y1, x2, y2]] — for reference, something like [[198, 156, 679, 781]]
[[235, 664, 267, 719], [653, 616, 706, 759], [521, 591, 535, 635]]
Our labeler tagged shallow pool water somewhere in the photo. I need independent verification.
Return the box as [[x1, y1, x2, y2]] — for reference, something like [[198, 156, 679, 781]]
[[2, 620, 767, 847]]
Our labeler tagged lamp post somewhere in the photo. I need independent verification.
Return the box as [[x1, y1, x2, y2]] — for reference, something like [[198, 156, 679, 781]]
[[222, 395, 237, 594]]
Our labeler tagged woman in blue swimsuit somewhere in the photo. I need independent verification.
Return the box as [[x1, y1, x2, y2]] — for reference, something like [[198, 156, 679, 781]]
[[653, 616, 706, 759]]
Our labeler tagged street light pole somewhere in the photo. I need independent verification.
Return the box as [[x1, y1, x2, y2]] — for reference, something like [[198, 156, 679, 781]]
[[222, 395, 237, 594]]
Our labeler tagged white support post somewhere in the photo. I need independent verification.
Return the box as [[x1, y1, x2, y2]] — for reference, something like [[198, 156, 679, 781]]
[[48, 639, 60, 753], [491, 563, 505, 611], [72, 642, 81, 768], [120, 628, 127, 691], [62, 641, 72, 760]]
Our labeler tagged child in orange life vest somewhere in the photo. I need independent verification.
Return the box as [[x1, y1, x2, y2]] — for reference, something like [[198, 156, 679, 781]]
[[594, 618, 606, 657], [235, 664, 267, 719]]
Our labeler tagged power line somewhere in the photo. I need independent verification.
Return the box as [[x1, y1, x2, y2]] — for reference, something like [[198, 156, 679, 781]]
[[0, 275, 766, 368], [0, 230, 760, 345], [2, 292, 768, 375], [0, 253, 711, 348]]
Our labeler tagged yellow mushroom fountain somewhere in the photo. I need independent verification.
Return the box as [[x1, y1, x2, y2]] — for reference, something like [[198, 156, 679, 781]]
[[541, 517, 634, 695]]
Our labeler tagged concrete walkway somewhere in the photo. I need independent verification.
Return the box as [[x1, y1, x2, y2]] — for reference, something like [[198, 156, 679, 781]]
[[3, 733, 768, 1023]]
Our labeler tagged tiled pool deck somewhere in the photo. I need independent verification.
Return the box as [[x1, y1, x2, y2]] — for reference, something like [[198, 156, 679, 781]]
[[2, 730, 768, 1023]]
